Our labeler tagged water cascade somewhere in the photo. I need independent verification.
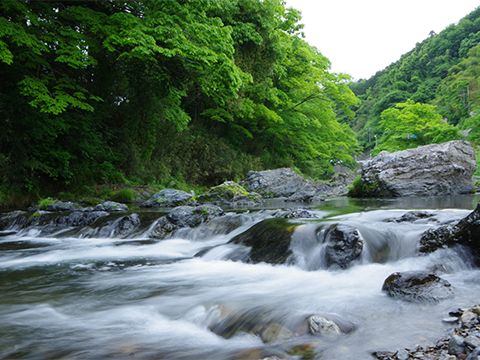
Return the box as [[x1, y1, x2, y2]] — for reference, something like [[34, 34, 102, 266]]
[[1, 196, 479, 360]]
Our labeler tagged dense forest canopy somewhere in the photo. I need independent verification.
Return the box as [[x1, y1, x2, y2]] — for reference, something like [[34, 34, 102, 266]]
[[0, 0, 360, 206], [345, 5, 480, 155], [2, 1, 480, 208]]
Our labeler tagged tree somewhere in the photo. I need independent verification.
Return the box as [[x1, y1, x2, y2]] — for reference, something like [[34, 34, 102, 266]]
[[374, 100, 461, 154]]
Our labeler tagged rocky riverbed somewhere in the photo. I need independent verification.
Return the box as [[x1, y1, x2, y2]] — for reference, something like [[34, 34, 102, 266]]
[[374, 304, 480, 360]]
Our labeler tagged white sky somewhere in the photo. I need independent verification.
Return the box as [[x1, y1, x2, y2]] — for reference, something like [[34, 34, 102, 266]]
[[284, 0, 480, 80]]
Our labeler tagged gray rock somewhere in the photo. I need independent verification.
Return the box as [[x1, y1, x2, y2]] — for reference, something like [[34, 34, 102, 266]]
[[112, 213, 141, 236], [448, 334, 465, 355], [467, 348, 480, 360], [396, 349, 409, 360], [93, 201, 129, 212], [323, 224, 364, 269], [349, 140, 476, 197], [307, 315, 343, 336], [387, 211, 436, 223], [47, 201, 84, 212], [462, 310, 479, 328], [243, 168, 324, 199], [54, 211, 109, 227], [382, 271, 454, 302], [465, 334, 480, 350], [438, 353, 457, 360], [150, 205, 224, 239], [141, 189, 195, 208], [419, 201, 480, 266]]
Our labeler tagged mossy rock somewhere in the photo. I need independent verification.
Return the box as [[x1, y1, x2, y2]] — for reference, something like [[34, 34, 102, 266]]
[[197, 181, 260, 203], [228, 218, 298, 264]]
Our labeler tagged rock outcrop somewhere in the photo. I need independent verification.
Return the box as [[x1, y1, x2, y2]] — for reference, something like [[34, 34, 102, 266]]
[[140, 189, 195, 208], [349, 140, 476, 197], [382, 271, 454, 302], [419, 201, 480, 265], [196, 181, 261, 206], [149, 204, 225, 239], [243, 168, 325, 201]]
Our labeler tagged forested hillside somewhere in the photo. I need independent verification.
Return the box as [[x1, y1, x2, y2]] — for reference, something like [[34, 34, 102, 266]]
[[0, 0, 360, 207], [346, 6, 480, 155]]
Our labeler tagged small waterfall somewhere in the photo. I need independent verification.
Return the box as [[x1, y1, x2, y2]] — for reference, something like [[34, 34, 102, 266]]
[[1, 201, 479, 360]]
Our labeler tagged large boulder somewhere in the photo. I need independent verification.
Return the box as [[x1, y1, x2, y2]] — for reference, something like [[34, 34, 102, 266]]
[[419, 201, 480, 265], [243, 168, 326, 200], [382, 271, 454, 302], [349, 140, 476, 197]]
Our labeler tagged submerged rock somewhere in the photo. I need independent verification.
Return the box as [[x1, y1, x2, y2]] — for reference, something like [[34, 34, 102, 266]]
[[382, 271, 454, 302], [419, 202, 480, 265], [242, 168, 325, 200], [323, 224, 364, 269], [349, 140, 476, 197], [307, 315, 344, 336], [140, 189, 195, 208], [387, 210, 436, 223]]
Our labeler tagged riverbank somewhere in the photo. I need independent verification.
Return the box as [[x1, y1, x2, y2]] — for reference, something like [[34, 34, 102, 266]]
[[374, 304, 480, 360]]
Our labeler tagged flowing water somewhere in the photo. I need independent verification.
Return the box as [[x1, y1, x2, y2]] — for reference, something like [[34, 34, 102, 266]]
[[1, 195, 480, 360]]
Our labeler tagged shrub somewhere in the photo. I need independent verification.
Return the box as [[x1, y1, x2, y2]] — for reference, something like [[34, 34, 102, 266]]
[[110, 188, 135, 203]]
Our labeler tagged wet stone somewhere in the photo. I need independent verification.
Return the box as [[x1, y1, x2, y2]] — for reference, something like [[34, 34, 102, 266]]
[[465, 334, 480, 350], [448, 334, 465, 355]]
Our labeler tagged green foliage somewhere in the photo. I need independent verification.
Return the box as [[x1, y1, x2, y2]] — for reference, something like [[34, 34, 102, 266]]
[[349, 6, 480, 152], [373, 100, 461, 154], [110, 188, 134, 203], [0, 0, 360, 206], [38, 197, 55, 210], [347, 176, 379, 198]]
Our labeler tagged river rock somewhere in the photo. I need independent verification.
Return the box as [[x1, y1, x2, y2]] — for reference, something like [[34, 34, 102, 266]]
[[53, 211, 110, 227], [47, 201, 84, 212], [307, 315, 343, 336], [382, 271, 454, 302], [242, 168, 326, 200], [140, 189, 195, 208], [149, 205, 224, 238], [92, 201, 129, 212], [349, 140, 476, 197], [228, 218, 297, 264], [387, 210, 436, 223], [419, 202, 480, 265], [448, 335, 465, 355], [323, 224, 364, 269]]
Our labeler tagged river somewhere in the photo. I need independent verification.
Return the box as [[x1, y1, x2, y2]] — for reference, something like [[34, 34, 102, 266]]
[[1, 195, 480, 360]]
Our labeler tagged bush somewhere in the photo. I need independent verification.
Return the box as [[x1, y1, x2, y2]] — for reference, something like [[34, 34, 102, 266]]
[[110, 188, 134, 203], [38, 197, 55, 210]]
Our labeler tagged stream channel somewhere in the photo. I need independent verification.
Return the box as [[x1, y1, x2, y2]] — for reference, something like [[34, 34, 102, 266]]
[[1, 195, 480, 360]]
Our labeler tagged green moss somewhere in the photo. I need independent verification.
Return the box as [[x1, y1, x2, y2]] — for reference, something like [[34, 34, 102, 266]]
[[348, 176, 380, 197]]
